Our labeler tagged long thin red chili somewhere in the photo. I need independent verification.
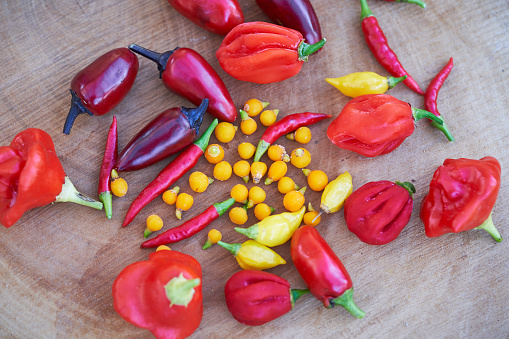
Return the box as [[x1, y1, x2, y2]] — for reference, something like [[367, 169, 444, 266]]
[[424, 57, 454, 141], [98, 116, 118, 219], [122, 119, 218, 227], [360, 0, 424, 95], [141, 197, 235, 248], [253, 112, 332, 161]]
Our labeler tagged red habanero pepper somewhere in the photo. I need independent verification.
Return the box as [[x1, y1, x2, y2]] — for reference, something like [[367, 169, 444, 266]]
[[167, 0, 244, 35], [344, 181, 415, 245], [291, 226, 365, 318], [115, 99, 208, 172], [420, 157, 502, 242], [216, 22, 326, 84], [224, 270, 309, 326], [98, 117, 118, 219], [0, 129, 103, 228], [253, 112, 332, 161], [63, 48, 139, 135], [327, 94, 450, 157], [129, 44, 237, 122], [424, 57, 455, 141], [112, 250, 203, 339], [378, 0, 426, 8], [255, 0, 323, 46], [360, 0, 423, 95], [141, 197, 235, 248], [122, 119, 218, 227]]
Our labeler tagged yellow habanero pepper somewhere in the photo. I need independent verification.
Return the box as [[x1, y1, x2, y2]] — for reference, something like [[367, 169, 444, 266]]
[[325, 72, 407, 97], [217, 240, 286, 270], [235, 206, 306, 247], [318, 171, 353, 218]]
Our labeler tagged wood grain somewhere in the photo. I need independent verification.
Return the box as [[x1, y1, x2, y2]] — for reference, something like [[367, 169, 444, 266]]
[[0, 0, 508, 338]]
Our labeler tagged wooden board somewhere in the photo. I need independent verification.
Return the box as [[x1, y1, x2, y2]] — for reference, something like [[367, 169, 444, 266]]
[[1, 0, 508, 337]]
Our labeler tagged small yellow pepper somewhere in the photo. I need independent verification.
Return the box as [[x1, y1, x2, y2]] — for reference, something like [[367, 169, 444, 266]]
[[325, 72, 407, 98], [319, 171, 353, 216], [217, 239, 286, 270], [235, 206, 305, 247], [203, 229, 222, 249], [264, 160, 287, 185]]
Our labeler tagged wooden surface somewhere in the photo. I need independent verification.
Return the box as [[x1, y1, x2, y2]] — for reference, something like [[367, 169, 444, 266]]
[[1, 0, 508, 338]]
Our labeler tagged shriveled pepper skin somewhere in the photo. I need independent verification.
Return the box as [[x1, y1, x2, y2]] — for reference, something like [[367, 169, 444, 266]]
[[420, 157, 502, 241]]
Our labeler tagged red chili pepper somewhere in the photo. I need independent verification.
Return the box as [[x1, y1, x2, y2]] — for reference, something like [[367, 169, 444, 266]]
[[224, 270, 309, 326], [112, 250, 203, 339], [167, 0, 244, 35], [216, 21, 326, 84], [0, 128, 103, 227], [115, 99, 208, 173], [141, 197, 235, 248], [98, 117, 118, 219], [253, 112, 332, 161], [420, 157, 502, 242], [327, 94, 450, 157], [255, 0, 323, 46], [360, 0, 423, 95], [424, 57, 455, 141], [122, 119, 218, 227], [129, 44, 237, 123], [344, 180, 415, 245], [291, 226, 365, 318], [63, 48, 139, 135], [379, 0, 426, 8]]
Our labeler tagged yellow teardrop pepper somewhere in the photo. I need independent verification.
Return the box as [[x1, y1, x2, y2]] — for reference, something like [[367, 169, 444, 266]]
[[325, 72, 407, 97], [320, 171, 353, 214], [235, 206, 306, 247], [217, 240, 286, 270]]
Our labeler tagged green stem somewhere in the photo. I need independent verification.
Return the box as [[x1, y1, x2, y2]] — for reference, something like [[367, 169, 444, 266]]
[[475, 213, 502, 243], [290, 288, 310, 308], [217, 241, 241, 256], [397, 0, 427, 9], [202, 239, 213, 250], [360, 0, 374, 20], [298, 39, 326, 61], [395, 181, 416, 197], [55, 177, 103, 210], [387, 75, 407, 89], [143, 228, 152, 238], [239, 109, 249, 121], [99, 191, 112, 219], [431, 119, 455, 142], [164, 273, 200, 307], [214, 198, 236, 217], [235, 225, 259, 240], [330, 288, 365, 319], [412, 107, 443, 125], [254, 139, 271, 162], [194, 119, 219, 152]]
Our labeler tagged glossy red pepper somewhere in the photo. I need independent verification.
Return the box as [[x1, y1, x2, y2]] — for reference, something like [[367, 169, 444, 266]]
[[255, 0, 323, 46], [379, 0, 426, 8], [344, 180, 415, 245], [129, 44, 237, 122], [216, 22, 326, 84], [113, 250, 203, 339], [224, 270, 309, 326], [167, 0, 244, 35], [327, 94, 450, 157], [63, 48, 139, 135], [360, 0, 423, 95], [420, 157, 502, 242], [0, 129, 103, 227], [122, 119, 218, 227], [291, 226, 365, 318], [115, 99, 208, 172], [98, 117, 118, 219], [141, 197, 235, 248], [253, 112, 332, 161]]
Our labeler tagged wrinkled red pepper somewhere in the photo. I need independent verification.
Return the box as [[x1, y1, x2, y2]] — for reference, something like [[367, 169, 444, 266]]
[[216, 21, 326, 84], [344, 180, 415, 245], [112, 250, 203, 339], [224, 270, 309, 326], [420, 157, 502, 242], [98, 117, 118, 219], [0, 128, 103, 227], [327, 94, 450, 157], [291, 226, 365, 318]]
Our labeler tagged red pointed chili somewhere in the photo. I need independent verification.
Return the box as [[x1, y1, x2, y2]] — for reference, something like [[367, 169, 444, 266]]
[[360, 0, 423, 95], [122, 119, 218, 227], [98, 117, 118, 219], [424, 57, 455, 141], [379, 0, 426, 8], [141, 197, 235, 248]]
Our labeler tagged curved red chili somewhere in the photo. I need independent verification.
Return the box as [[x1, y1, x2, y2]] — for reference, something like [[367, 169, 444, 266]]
[[141, 197, 235, 248], [129, 44, 237, 122], [122, 119, 218, 227], [379, 0, 426, 8], [98, 117, 118, 219], [360, 0, 423, 95], [253, 112, 332, 161], [63, 48, 139, 135]]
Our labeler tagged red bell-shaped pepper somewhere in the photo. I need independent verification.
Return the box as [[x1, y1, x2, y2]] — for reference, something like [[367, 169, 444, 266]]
[[0, 128, 103, 227], [420, 157, 502, 242], [224, 270, 309, 326], [112, 250, 203, 339], [291, 226, 365, 318], [344, 180, 415, 245]]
